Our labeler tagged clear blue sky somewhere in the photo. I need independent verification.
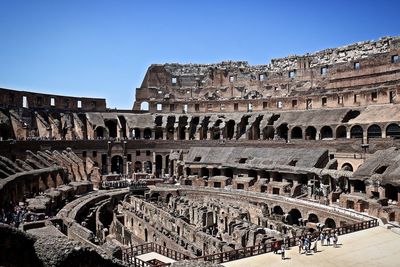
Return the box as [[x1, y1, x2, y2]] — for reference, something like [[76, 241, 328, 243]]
[[0, 0, 399, 109]]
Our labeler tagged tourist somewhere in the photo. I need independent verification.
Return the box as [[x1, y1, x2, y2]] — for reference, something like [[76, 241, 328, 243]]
[[326, 233, 331, 246], [333, 233, 338, 248], [298, 238, 303, 254], [273, 241, 280, 254], [281, 244, 285, 260], [320, 232, 325, 246]]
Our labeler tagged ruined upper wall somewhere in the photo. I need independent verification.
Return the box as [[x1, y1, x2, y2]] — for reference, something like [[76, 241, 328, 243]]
[[134, 36, 400, 112], [0, 88, 107, 112]]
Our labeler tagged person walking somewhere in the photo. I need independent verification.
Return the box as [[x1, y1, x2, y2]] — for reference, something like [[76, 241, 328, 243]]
[[298, 238, 303, 254], [281, 245, 286, 260]]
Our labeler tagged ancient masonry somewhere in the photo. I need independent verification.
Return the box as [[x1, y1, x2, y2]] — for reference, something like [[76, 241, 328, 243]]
[[0, 36, 399, 266]]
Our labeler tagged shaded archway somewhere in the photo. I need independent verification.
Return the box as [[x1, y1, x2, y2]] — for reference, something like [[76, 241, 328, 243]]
[[291, 126, 303, 139], [325, 218, 336, 229], [143, 128, 152, 139], [308, 213, 319, 223], [350, 125, 363, 138], [134, 161, 142, 173], [367, 124, 381, 138], [200, 167, 209, 178], [336, 125, 347, 139], [211, 168, 221, 177], [166, 127, 174, 140], [305, 126, 316, 140], [105, 120, 118, 138], [272, 206, 284, 215], [111, 155, 123, 174], [386, 123, 400, 138], [0, 124, 14, 140], [155, 128, 163, 140], [224, 168, 234, 178], [155, 155, 163, 178], [225, 120, 235, 139], [140, 102, 149, 111], [287, 208, 302, 225], [262, 126, 275, 140], [276, 124, 288, 140], [144, 161, 152, 174], [132, 128, 141, 139], [95, 126, 107, 139], [341, 163, 353, 172], [320, 126, 333, 139]]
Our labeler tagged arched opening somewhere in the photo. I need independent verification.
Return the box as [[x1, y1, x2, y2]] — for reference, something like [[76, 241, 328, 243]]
[[248, 169, 257, 179], [200, 167, 209, 178], [179, 126, 186, 140], [155, 128, 163, 140], [105, 120, 118, 138], [350, 125, 363, 138], [353, 180, 366, 193], [143, 128, 152, 139], [320, 126, 333, 139], [165, 155, 169, 175], [211, 168, 221, 177], [272, 206, 284, 215], [140, 102, 149, 111], [225, 120, 235, 139], [386, 123, 400, 138], [385, 184, 398, 201], [166, 127, 174, 140], [336, 125, 347, 139], [224, 168, 234, 178], [367, 124, 382, 138], [155, 155, 163, 178], [95, 126, 107, 139], [291, 126, 303, 139], [325, 218, 336, 229], [263, 126, 275, 140], [341, 163, 353, 172], [144, 161, 152, 174], [111, 155, 123, 174], [305, 126, 317, 140], [134, 161, 142, 173], [211, 128, 220, 140], [166, 193, 173, 204], [308, 213, 319, 223], [0, 124, 14, 140], [287, 208, 302, 225], [276, 124, 288, 140], [132, 128, 141, 139], [338, 176, 350, 193]]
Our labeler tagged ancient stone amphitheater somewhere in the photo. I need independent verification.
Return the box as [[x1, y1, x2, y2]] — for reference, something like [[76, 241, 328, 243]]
[[1, 36, 400, 267]]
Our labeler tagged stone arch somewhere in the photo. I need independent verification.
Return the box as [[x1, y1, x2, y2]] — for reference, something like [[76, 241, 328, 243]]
[[143, 128, 152, 139], [261, 204, 269, 217], [350, 125, 363, 138], [155, 155, 163, 178], [287, 208, 302, 225], [144, 161, 152, 174], [211, 168, 221, 177], [134, 161, 142, 173], [272, 205, 284, 215], [336, 125, 347, 139], [386, 123, 400, 138], [367, 124, 382, 138], [166, 127, 174, 140], [150, 192, 160, 201], [324, 218, 336, 229], [166, 193, 173, 204], [225, 120, 235, 139], [291, 126, 303, 139], [95, 126, 108, 139], [105, 120, 118, 138], [262, 126, 275, 140], [305, 126, 317, 140], [132, 128, 141, 139], [341, 163, 353, 172], [308, 213, 319, 223], [338, 176, 350, 193], [224, 168, 234, 178], [320, 126, 333, 139], [0, 123, 14, 140], [140, 102, 149, 111], [200, 167, 209, 178], [111, 155, 123, 174], [155, 127, 163, 140], [276, 124, 288, 140]]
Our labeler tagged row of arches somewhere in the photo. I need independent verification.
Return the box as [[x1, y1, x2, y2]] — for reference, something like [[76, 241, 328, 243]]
[[271, 205, 337, 228], [289, 123, 400, 140]]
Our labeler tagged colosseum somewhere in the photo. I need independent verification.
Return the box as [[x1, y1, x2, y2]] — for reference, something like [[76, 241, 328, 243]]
[[1, 36, 400, 267]]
